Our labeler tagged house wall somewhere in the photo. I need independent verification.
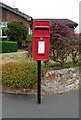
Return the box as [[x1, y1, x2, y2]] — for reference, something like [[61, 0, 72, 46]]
[[2, 8, 7, 21], [1, 7, 32, 39], [0, 7, 2, 22], [2, 8, 30, 28]]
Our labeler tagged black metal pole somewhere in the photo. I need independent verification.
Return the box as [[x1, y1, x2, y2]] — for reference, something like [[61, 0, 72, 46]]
[[37, 60, 41, 104]]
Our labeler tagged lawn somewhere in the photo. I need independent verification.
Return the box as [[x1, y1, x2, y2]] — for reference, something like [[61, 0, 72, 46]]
[[1, 50, 34, 63], [1, 50, 79, 70]]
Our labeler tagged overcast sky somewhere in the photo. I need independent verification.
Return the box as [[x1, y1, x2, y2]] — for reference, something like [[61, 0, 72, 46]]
[[0, 0, 80, 32]]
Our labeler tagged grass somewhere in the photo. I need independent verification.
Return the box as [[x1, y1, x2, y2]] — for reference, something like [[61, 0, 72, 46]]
[[10, 54, 28, 62], [1, 50, 79, 70], [0, 80, 2, 84], [2, 51, 33, 63]]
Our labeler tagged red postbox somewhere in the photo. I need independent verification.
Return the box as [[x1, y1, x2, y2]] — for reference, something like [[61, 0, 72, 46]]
[[32, 20, 50, 60]]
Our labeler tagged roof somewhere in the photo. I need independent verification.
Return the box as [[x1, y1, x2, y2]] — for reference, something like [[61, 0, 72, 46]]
[[34, 18, 78, 28], [0, 2, 32, 21]]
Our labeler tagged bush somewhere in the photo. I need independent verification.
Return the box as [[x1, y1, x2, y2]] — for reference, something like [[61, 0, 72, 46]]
[[2, 62, 47, 89], [26, 34, 32, 43], [50, 21, 75, 66], [68, 35, 79, 64], [1, 41, 18, 53], [7, 22, 28, 48]]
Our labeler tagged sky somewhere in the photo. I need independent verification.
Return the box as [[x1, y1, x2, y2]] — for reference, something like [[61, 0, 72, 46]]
[[0, 0, 80, 32]]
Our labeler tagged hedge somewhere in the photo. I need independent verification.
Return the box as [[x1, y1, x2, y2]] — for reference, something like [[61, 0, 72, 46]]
[[0, 41, 18, 53], [2, 62, 46, 89]]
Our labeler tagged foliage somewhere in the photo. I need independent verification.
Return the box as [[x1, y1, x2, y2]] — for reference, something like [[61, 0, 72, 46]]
[[68, 34, 79, 64], [7, 22, 28, 48], [0, 41, 18, 53], [2, 62, 47, 89], [25, 43, 32, 58], [43, 59, 79, 70], [50, 21, 75, 66], [2, 62, 37, 89], [26, 34, 32, 43]]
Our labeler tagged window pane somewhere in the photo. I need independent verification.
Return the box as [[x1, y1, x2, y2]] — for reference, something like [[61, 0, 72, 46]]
[[2, 27, 7, 36], [0, 27, 2, 37]]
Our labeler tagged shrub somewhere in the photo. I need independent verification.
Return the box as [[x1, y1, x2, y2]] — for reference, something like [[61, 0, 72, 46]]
[[2, 62, 47, 89], [0, 41, 18, 53], [68, 35, 79, 64], [50, 21, 75, 66], [25, 43, 32, 58], [26, 34, 32, 43], [7, 22, 28, 48]]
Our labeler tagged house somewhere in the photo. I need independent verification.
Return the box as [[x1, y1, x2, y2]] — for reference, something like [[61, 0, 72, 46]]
[[0, 2, 78, 39], [34, 18, 78, 30], [0, 2, 33, 38]]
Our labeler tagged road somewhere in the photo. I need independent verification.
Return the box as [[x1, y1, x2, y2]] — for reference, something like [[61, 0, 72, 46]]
[[2, 90, 79, 118]]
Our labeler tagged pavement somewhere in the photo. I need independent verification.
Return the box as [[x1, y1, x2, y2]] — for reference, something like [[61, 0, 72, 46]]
[[1, 90, 79, 118]]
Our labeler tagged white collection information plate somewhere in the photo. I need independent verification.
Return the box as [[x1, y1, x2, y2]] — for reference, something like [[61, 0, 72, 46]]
[[38, 41, 45, 54]]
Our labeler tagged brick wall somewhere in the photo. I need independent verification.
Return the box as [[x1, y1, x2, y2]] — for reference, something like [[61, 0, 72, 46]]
[[0, 7, 2, 22], [2, 8, 7, 21], [2, 8, 30, 28]]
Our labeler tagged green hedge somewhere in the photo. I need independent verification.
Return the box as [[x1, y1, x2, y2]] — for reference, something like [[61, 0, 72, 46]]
[[2, 62, 46, 89], [0, 41, 18, 53]]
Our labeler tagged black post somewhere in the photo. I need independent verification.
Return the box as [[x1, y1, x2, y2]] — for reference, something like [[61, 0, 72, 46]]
[[37, 60, 41, 104]]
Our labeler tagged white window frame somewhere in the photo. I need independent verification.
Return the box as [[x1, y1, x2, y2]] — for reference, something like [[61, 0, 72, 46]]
[[28, 26, 32, 35], [0, 22, 7, 38]]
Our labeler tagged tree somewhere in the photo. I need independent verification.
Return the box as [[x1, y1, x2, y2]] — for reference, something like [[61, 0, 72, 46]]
[[7, 22, 28, 48], [50, 21, 75, 66]]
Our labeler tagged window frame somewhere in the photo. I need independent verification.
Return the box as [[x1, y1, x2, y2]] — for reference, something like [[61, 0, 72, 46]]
[[0, 22, 7, 38]]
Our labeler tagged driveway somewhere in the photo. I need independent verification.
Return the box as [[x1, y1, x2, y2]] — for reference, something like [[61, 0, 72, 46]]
[[2, 90, 79, 118]]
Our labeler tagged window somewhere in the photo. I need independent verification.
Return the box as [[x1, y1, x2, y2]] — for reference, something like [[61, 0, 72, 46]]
[[0, 22, 7, 38], [0, 27, 2, 38], [28, 26, 32, 35]]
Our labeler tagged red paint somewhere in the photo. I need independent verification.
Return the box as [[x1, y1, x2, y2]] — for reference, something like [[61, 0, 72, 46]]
[[32, 20, 50, 60]]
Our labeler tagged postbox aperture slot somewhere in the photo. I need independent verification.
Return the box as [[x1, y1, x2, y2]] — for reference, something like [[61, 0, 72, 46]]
[[35, 28, 49, 30], [35, 25, 49, 29]]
